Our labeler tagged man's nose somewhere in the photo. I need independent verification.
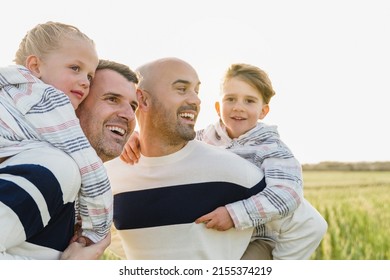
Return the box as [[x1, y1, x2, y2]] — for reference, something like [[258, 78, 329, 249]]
[[119, 104, 136, 122], [188, 91, 201, 106]]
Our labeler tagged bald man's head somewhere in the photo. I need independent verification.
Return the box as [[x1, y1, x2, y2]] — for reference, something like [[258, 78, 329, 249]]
[[136, 57, 198, 94], [134, 57, 201, 148]]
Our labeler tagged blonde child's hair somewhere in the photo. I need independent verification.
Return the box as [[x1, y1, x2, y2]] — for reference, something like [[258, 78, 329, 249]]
[[14, 21, 95, 66], [222, 63, 276, 104]]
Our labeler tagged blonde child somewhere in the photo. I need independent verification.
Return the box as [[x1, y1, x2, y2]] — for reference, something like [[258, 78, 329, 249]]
[[194, 63, 327, 259], [122, 63, 328, 259], [0, 22, 111, 245]]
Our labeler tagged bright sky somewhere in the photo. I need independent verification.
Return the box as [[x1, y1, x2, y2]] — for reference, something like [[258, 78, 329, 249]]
[[1, 0, 389, 164]]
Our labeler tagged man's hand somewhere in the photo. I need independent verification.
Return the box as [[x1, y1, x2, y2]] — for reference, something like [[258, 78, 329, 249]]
[[195, 206, 234, 231], [60, 233, 111, 260]]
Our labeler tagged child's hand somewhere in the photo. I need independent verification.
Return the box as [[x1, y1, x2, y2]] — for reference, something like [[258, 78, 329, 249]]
[[120, 131, 141, 164], [195, 206, 234, 231]]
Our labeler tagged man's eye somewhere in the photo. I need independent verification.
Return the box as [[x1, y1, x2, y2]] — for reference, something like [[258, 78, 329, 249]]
[[107, 97, 117, 103]]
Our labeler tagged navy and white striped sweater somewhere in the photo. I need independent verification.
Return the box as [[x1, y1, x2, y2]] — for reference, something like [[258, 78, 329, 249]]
[[0, 148, 80, 259], [106, 140, 266, 260]]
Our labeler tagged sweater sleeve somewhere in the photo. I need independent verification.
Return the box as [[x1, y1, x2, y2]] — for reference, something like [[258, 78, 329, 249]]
[[226, 156, 303, 229]]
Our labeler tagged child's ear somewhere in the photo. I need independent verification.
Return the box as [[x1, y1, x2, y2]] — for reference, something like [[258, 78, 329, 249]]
[[259, 104, 270, 120], [214, 101, 221, 117], [25, 55, 41, 78]]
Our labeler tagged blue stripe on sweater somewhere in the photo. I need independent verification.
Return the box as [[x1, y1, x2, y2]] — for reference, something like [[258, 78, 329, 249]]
[[114, 178, 266, 230], [0, 164, 75, 251], [0, 176, 44, 236], [28, 202, 75, 251]]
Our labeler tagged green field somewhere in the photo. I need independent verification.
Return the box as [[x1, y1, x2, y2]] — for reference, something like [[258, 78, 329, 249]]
[[304, 171, 390, 259], [103, 171, 390, 260]]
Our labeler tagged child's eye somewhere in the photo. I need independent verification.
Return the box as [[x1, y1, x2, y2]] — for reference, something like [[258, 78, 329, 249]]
[[87, 75, 93, 82]]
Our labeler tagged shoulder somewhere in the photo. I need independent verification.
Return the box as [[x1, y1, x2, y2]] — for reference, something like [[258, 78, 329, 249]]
[[104, 157, 131, 194], [190, 140, 264, 180], [0, 66, 68, 114], [2, 147, 80, 201], [192, 140, 245, 159]]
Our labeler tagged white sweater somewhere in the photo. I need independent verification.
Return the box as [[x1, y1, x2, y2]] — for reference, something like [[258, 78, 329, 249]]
[[105, 140, 266, 260]]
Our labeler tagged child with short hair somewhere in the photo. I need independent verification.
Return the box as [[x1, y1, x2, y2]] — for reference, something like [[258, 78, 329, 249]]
[[0, 21, 111, 245], [195, 63, 327, 259]]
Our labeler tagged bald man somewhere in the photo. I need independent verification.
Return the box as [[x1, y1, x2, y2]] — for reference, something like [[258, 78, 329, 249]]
[[105, 57, 268, 260]]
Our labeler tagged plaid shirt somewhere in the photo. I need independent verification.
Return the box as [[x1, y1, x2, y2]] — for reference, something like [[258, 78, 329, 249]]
[[0, 65, 112, 243]]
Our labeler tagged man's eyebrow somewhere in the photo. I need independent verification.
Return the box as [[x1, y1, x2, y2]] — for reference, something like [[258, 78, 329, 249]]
[[172, 79, 201, 87], [172, 79, 190, 85], [103, 92, 121, 97], [103, 92, 138, 107]]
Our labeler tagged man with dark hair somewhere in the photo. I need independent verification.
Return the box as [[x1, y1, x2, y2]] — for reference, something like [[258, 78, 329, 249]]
[[0, 60, 138, 259]]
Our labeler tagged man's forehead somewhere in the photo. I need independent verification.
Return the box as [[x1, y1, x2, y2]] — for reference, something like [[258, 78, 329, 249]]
[[93, 70, 136, 98], [95, 69, 133, 87], [162, 65, 199, 85], [138, 58, 200, 89], [94, 68, 116, 80]]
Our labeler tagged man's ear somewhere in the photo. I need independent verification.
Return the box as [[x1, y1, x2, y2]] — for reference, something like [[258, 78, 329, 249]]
[[136, 89, 149, 110], [259, 104, 270, 120], [214, 101, 221, 118], [26, 55, 41, 78]]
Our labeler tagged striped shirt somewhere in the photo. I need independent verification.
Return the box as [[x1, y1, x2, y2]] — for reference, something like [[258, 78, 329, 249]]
[[0, 66, 112, 243], [197, 121, 303, 239]]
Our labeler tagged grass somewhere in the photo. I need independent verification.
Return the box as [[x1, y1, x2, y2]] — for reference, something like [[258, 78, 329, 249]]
[[304, 171, 390, 259]]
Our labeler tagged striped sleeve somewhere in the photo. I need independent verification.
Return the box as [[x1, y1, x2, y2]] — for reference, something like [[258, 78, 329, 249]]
[[226, 157, 303, 229], [25, 87, 113, 243]]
